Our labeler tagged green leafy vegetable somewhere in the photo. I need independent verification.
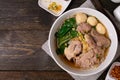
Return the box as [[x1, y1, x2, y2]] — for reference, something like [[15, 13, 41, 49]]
[[55, 17, 78, 55], [56, 44, 67, 54], [57, 30, 78, 48], [56, 18, 76, 38]]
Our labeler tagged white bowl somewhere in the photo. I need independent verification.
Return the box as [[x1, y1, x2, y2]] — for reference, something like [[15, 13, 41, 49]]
[[48, 8, 118, 76]]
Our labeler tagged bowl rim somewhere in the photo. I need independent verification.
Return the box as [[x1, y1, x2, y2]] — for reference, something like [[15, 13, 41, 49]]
[[48, 7, 118, 76]]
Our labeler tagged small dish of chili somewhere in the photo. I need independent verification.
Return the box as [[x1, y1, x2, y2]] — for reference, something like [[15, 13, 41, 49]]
[[105, 62, 120, 80]]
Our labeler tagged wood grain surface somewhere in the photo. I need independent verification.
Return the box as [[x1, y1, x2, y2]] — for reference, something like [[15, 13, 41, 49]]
[[0, 0, 118, 79], [0, 0, 85, 79], [0, 71, 74, 80], [0, 0, 85, 70]]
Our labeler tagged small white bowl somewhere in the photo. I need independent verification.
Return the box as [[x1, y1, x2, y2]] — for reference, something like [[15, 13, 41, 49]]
[[113, 5, 120, 22], [38, 0, 71, 16], [111, 0, 120, 3], [48, 8, 118, 76], [105, 62, 120, 80]]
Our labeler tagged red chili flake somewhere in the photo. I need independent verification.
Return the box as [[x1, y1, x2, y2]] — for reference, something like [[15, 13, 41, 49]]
[[110, 65, 120, 80]]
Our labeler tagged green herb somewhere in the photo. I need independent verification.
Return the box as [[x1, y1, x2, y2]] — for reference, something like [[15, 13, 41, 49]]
[[56, 45, 65, 55], [56, 18, 76, 38], [57, 31, 72, 48], [96, 54, 99, 59], [55, 17, 78, 55]]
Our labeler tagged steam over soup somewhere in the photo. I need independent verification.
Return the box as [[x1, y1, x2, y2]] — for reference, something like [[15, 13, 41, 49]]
[[55, 13, 111, 70]]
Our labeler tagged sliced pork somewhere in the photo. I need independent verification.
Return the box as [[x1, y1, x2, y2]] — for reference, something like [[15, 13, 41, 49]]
[[93, 46, 104, 55], [64, 40, 82, 61], [75, 49, 100, 68], [91, 29, 111, 48], [84, 34, 96, 49], [77, 23, 92, 34]]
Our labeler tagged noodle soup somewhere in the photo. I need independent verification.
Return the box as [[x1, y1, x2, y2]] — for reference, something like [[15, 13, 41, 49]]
[[55, 13, 111, 70]]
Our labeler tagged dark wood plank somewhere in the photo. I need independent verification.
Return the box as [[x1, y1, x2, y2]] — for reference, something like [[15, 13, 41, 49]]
[[0, 0, 85, 30], [0, 0, 55, 30], [0, 0, 85, 79], [0, 71, 73, 80], [0, 0, 86, 71], [0, 30, 63, 70]]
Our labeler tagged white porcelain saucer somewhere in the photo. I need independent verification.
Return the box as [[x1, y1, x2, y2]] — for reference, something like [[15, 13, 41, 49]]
[[114, 6, 120, 22]]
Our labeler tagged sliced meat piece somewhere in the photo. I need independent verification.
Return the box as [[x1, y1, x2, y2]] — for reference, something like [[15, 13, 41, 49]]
[[91, 55, 100, 64], [91, 29, 111, 48], [93, 46, 105, 61], [64, 40, 82, 61], [75, 49, 95, 68], [93, 46, 104, 55], [77, 23, 92, 34], [75, 48, 101, 69], [84, 34, 96, 49], [64, 48, 74, 61]]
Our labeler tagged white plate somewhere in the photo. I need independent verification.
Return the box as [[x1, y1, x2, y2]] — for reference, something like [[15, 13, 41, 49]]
[[105, 62, 120, 80], [38, 0, 72, 16]]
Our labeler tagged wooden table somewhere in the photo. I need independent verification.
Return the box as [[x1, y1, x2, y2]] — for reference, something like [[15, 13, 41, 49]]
[[0, 0, 119, 79]]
